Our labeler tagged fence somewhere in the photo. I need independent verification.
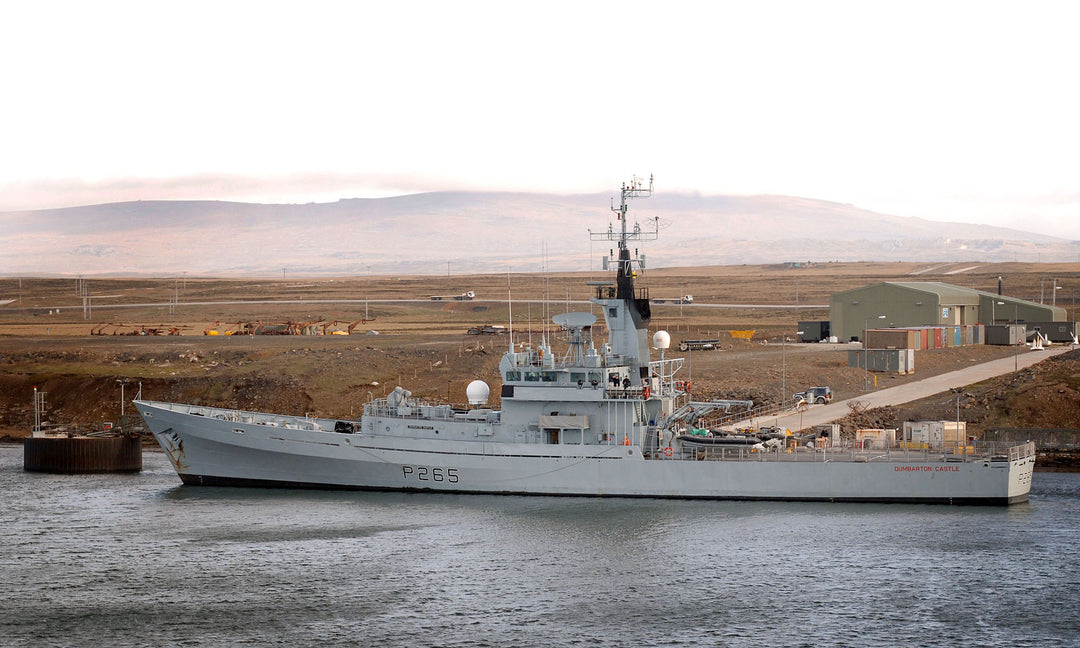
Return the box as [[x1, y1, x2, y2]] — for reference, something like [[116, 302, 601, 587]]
[[983, 428, 1080, 450]]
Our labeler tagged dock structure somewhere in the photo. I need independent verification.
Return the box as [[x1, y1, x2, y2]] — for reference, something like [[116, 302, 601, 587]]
[[22, 388, 142, 474], [24, 436, 142, 473]]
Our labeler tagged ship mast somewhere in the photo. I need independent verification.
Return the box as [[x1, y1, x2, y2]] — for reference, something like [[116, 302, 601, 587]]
[[589, 175, 659, 378], [590, 175, 658, 319], [606, 174, 656, 292]]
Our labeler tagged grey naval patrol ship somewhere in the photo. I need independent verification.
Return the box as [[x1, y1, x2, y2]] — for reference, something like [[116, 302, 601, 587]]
[[136, 177, 1035, 505]]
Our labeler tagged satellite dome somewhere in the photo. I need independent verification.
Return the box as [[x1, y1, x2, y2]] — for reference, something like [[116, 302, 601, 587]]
[[466, 380, 490, 405], [653, 330, 671, 349]]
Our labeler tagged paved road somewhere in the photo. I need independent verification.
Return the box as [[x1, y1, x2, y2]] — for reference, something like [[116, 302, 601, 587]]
[[753, 344, 1076, 432]]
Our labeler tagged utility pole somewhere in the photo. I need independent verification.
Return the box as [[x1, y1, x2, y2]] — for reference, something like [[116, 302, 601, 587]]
[[1014, 304, 1019, 373], [951, 387, 963, 448], [116, 379, 128, 416], [781, 329, 804, 408]]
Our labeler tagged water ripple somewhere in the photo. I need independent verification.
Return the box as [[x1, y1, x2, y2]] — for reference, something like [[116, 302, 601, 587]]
[[1, 446, 1078, 647]]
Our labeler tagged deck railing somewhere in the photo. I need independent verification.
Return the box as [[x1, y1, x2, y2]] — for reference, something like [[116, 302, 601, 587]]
[[653, 441, 1036, 464], [363, 400, 470, 421], [1008, 441, 1037, 461]]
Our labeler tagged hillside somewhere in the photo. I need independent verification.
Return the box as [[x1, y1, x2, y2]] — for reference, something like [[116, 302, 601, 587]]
[[2, 192, 1078, 277]]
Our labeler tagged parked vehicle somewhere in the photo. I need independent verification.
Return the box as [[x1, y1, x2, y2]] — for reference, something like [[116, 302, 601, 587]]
[[431, 291, 475, 301], [678, 338, 719, 351], [655, 294, 694, 304], [793, 386, 832, 405]]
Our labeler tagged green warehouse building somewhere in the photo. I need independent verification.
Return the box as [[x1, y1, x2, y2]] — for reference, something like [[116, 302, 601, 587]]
[[830, 281, 1067, 342]]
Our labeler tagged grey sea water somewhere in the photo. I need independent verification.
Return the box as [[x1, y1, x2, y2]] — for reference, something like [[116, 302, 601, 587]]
[[1, 445, 1078, 648]]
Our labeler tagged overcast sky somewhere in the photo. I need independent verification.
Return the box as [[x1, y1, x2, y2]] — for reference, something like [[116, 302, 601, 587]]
[[3, 1, 1078, 240]]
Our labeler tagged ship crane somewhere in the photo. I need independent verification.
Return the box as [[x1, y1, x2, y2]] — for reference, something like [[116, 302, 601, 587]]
[[658, 399, 755, 431]]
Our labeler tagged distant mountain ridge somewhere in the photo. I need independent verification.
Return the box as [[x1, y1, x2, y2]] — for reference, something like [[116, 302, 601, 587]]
[[1, 192, 1076, 276]]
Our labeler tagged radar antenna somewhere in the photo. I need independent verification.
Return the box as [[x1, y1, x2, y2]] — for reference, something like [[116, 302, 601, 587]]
[[552, 312, 597, 366], [589, 174, 658, 278]]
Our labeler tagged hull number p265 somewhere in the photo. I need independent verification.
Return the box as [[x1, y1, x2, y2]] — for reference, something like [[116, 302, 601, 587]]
[[402, 465, 459, 483]]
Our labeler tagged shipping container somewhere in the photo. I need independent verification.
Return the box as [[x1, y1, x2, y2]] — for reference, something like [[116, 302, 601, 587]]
[[848, 348, 915, 374], [1025, 321, 1080, 343], [866, 328, 917, 350], [985, 324, 1026, 345], [902, 421, 967, 449], [797, 321, 830, 343], [855, 428, 896, 449]]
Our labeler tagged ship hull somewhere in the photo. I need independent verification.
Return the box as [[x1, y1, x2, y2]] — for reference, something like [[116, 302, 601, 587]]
[[136, 400, 1033, 505]]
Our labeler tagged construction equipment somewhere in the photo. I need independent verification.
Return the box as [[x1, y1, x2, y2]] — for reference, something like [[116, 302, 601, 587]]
[[467, 324, 508, 335], [346, 318, 373, 334]]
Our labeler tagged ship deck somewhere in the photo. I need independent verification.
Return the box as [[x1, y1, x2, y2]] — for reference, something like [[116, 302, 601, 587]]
[[654, 441, 1035, 464], [137, 400, 1036, 467]]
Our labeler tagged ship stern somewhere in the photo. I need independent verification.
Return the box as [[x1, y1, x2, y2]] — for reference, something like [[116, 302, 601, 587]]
[[1005, 441, 1037, 504]]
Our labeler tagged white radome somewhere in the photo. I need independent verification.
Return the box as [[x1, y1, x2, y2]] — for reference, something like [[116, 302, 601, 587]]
[[652, 330, 671, 349], [466, 380, 490, 405]]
